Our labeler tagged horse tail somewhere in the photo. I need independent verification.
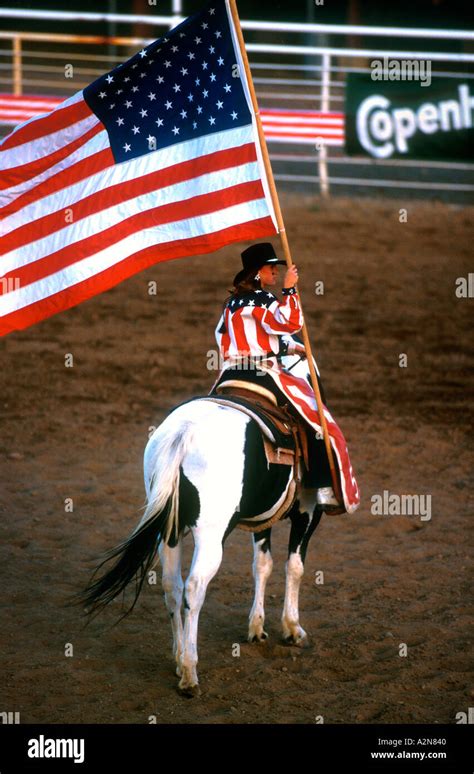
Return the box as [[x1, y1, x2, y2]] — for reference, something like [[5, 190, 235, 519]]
[[79, 417, 195, 619]]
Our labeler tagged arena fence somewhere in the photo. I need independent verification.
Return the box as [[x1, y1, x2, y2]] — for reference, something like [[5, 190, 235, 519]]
[[0, 6, 473, 200]]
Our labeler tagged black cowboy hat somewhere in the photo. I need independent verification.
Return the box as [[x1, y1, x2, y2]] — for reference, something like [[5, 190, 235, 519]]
[[233, 242, 286, 286]]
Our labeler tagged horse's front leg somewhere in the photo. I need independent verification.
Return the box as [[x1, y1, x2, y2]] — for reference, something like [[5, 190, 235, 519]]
[[159, 540, 184, 677], [282, 495, 322, 645], [248, 528, 272, 642]]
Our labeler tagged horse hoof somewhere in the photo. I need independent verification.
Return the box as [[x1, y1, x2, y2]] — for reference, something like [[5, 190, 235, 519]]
[[178, 683, 201, 698], [283, 632, 308, 648], [249, 631, 268, 643]]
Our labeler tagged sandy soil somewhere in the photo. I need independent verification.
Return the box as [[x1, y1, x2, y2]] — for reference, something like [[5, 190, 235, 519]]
[[0, 194, 472, 724]]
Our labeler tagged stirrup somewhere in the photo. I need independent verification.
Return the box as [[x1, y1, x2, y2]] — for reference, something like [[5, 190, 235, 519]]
[[316, 487, 346, 514]]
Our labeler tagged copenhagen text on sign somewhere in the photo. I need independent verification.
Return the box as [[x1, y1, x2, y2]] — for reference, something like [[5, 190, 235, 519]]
[[356, 83, 474, 159]]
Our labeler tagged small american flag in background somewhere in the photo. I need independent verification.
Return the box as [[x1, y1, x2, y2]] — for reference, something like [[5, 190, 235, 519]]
[[0, 0, 278, 336]]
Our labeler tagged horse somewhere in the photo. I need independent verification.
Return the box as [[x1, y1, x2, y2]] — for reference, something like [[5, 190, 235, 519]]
[[80, 370, 326, 697]]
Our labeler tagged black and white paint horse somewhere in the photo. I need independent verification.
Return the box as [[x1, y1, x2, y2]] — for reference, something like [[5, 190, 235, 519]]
[[82, 360, 325, 697]]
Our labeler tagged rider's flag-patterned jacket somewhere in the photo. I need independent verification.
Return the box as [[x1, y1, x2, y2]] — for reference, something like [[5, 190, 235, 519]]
[[215, 286, 302, 360]]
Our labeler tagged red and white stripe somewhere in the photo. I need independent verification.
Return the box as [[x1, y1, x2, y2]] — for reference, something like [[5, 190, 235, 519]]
[[261, 108, 344, 146], [274, 369, 360, 513], [0, 92, 278, 335], [0, 94, 63, 126], [216, 292, 303, 359]]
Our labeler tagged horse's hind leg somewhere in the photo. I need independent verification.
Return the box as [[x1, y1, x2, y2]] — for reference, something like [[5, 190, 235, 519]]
[[159, 540, 184, 677], [178, 527, 225, 696], [248, 528, 272, 643], [282, 497, 322, 645]]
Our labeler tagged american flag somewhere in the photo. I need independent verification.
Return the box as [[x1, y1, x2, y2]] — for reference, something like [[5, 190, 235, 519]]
[[0, 0, 278, 336]]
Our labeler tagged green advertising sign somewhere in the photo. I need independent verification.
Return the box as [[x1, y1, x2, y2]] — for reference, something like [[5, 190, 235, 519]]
[[345, 72, 474, 161]]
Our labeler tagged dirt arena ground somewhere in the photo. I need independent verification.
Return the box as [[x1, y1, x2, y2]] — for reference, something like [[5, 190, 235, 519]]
[[0, 194, 472, 724]]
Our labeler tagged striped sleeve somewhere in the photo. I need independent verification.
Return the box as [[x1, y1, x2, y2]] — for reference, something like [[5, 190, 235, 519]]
[[260, 288, 303, 335]]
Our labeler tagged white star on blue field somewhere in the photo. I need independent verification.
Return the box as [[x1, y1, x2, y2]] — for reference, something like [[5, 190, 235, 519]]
[[84, 1, 251, 163]]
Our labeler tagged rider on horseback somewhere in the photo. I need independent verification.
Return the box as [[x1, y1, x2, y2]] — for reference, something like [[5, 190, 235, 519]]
[[210, 242, 360, 515]]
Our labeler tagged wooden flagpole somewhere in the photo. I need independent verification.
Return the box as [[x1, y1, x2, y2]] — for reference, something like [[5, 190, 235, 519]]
[[229, 0, 342, 504]]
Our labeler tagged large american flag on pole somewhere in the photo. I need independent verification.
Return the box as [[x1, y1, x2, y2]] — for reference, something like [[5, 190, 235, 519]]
[[0, 0, 278, 336]]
